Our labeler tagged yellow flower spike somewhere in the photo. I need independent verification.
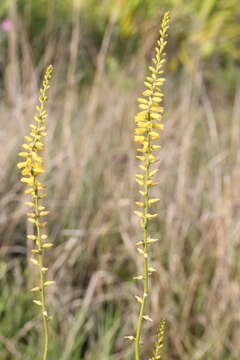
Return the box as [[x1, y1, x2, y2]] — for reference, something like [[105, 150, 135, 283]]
[[148, 320, 167, 360], [133, 12, 170, 360], [17, 65, 53, 360]]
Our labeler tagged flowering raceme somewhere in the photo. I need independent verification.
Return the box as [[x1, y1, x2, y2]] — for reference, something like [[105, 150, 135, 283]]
[[129, 12, 170, 360], [17, 65, 54, 360]]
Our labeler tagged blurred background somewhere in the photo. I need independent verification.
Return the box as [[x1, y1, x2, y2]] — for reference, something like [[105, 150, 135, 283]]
[[0, 0, 240, 359]]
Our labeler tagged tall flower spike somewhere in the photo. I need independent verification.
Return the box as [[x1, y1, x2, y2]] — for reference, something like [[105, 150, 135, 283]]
[[18, 65, 54, 360], [133, 12, 170, 360], [148, 320, 167, 360]]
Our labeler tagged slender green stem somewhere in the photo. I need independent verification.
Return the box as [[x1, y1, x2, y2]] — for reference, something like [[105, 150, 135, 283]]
[[135, 131, 151, 360], [34, 183, 49, 360], [33, 108, 49, 360]]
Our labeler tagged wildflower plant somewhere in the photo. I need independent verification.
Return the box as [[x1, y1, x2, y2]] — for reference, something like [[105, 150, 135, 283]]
[[126, 12, 170, 360], [17, 65, 54, 360]]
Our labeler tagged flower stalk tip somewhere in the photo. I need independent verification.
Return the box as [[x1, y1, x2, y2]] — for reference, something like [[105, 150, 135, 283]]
[[18, 65, 54, 360]]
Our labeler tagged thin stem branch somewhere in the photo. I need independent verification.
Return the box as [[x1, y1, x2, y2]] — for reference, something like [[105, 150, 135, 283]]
[[135, 131, 151, 360]]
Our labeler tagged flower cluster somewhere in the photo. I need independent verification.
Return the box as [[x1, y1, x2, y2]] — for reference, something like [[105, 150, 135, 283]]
[[126, 12, 170, 360], [134, 11, 170, 229], [148, 320, 166, 360], [17, 65, 53, 360]]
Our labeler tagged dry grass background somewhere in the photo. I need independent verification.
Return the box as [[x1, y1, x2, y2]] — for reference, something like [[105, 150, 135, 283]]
[[0, 1, 240, 359]]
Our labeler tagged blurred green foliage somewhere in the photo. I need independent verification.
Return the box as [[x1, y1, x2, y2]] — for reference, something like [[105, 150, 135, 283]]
[[0, 0, 10, 16], [0, 271, 123, 359], [1, 0, 239, 71]]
